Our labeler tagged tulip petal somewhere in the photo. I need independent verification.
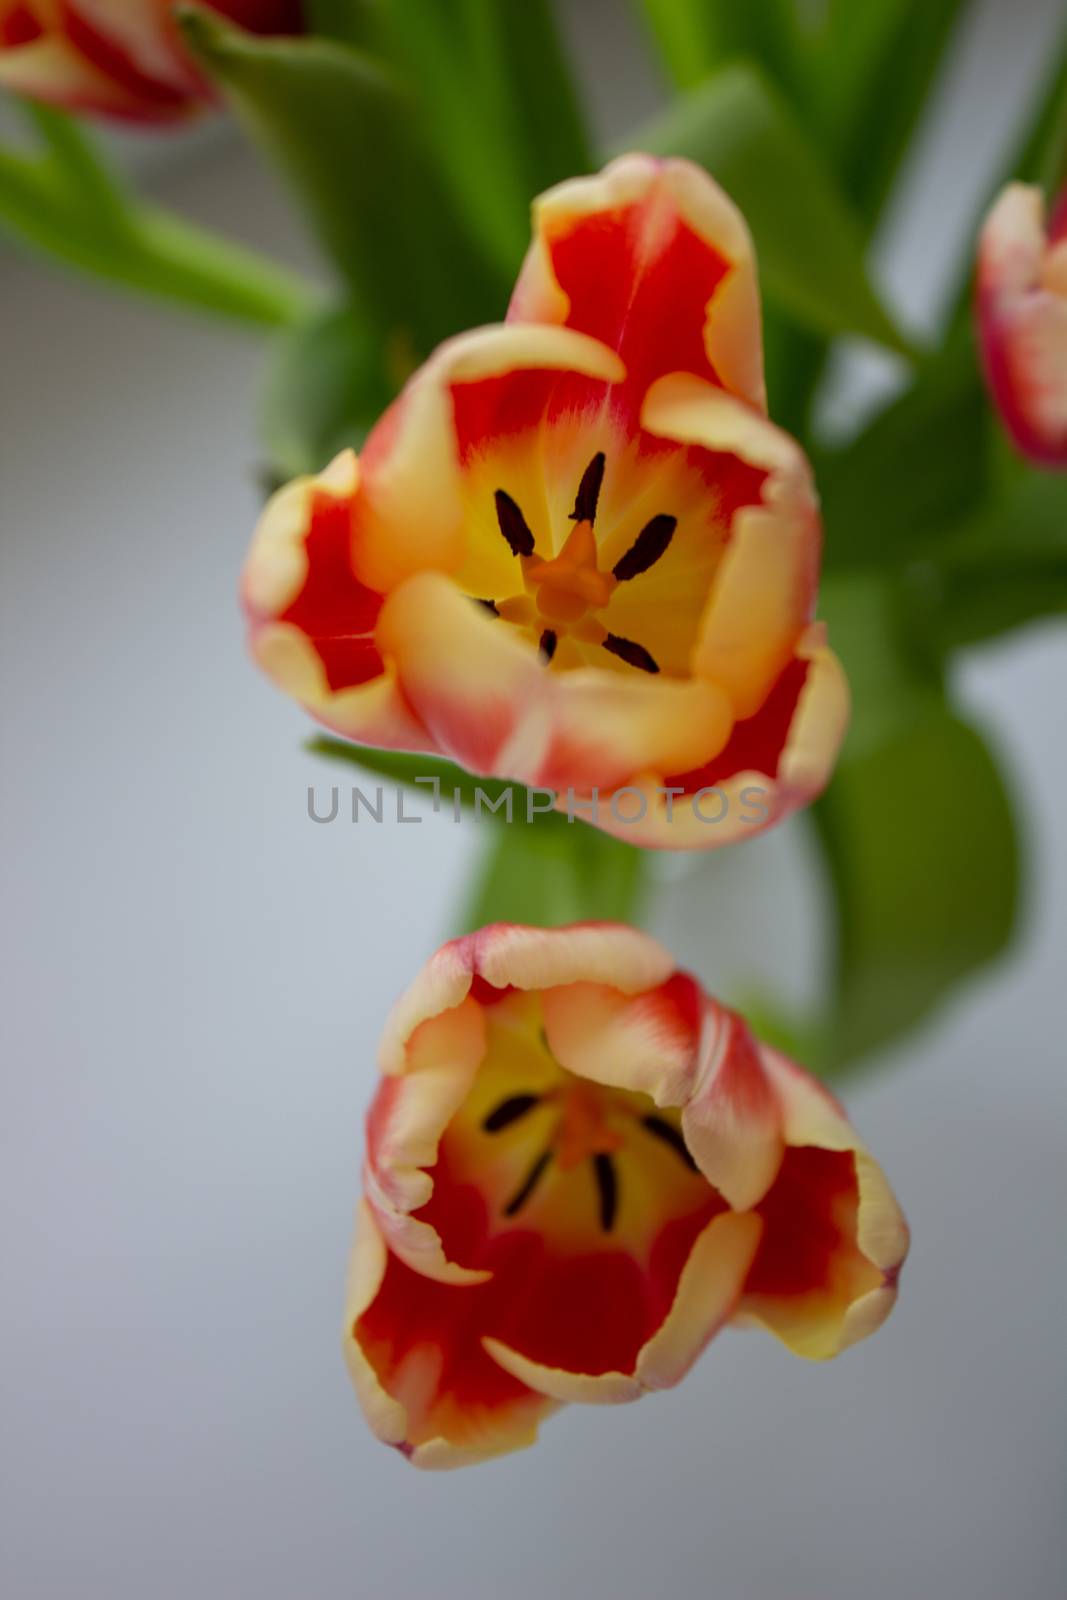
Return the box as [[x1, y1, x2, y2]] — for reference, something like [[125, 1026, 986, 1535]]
[[375, 570, 551, 778], [681, 1006, 784, 1211], [977, 183, 1067, 466], [541, 971, 699, 1099], [0, 1, 302, 121], [344, 1204, 556, 1468], [242, 451, 434, 751], [472, 921, 675, 995], [642, 373, 821, 719], [365, 1000, 491, 1286], [510, 153, 765, 415], [736, 1047, 909, 1360], [355, 324, 625, 595], [534, 667, 735, 793], [543, 977, 784, 1209], [483, 1208, 761, 1402], [580, 623, 848, 850], [0, 26, 169, 118]]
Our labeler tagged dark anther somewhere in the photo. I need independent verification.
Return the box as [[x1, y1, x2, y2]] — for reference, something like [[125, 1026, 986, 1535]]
[[483, 1093, 541, 1133], [569, 451, 606, 524], [495, 488, 536, 557], [476, 597, 500, 616], [613, 514, 677, 581], [504, 1150, 553, 1216], [642, 1115, 699, 1172], [603, 633, 660, 674], [539, 629, 558, 662], [593, 1153, 618, 1231]]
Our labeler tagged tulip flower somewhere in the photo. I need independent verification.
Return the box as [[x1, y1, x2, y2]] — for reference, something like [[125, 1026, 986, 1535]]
[[977, 180, 1067, 467], [244, 155, 848, 848], [0, 1, 302, 122], [345, 923, 908, 1467]]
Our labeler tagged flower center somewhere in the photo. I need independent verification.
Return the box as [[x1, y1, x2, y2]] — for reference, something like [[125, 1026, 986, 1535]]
[[481, 1061, 699, 1236], [478, 451, 676, 674]]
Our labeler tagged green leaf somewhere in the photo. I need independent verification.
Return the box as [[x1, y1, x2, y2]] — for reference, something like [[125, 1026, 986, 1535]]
[[312, 0, 590, 272], [932, 563, 1067, 651], [0, 134, 314, 326], [307, 0, 380, 47], [260, 303, 394, 477], [815, 706, 1021, 1071], [459, 0, 592, 199], [810, 569, 1020, 1073], [634, 0, 805, 101], [179, 5, 508, 352], [459, 813, 647, 933], [818, 570, 943, 758], [926, 471, 1067, 648], [818, 326, 991, 571], [809, 0, 966, 225], [634, 66, 912, 354]]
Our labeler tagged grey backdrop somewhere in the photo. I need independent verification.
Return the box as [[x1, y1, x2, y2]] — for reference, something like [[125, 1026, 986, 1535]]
[[2, 2, 1065, 1596]]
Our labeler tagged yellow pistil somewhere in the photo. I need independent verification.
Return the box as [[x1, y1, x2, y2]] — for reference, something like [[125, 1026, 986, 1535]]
[[555, 1080, 624, 1172], [522, 520, 618, 626]]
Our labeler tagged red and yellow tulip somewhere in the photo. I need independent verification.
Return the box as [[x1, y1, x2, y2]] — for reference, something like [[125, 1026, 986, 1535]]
[[346, 923, 908, 1467], [977, 180, 1067, 467], [244, 156, 848, 848], [0, 1, 302, 122]]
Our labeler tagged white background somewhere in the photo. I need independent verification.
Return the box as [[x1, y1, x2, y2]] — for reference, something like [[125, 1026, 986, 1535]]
[[2, 2, 1065, 1595]]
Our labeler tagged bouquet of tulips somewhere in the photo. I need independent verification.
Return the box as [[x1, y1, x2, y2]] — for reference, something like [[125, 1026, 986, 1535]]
[[4, 0, 1063, 1466]]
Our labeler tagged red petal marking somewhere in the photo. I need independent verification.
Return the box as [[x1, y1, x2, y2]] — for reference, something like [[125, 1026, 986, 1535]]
[[545, 206, 730, 417], [2, 4, 43, 45], [410, 1139, 722, 1378], [355, 1239, 539, 1426], [745, 1146, 859, 1299], [683, 443, 769, 527], [59, 4, 197, 113], [1050, 183, 1067, 246], [25, 4, 303, 121], [468, 974, 516, 1007], [667, 656, 809, 790], [280, 488, 384, 693], [450, 368, 611, 466], [647, 969, 704, 1041]]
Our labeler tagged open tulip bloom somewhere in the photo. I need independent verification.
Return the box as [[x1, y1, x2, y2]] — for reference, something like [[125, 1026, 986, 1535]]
[[0, 1, 303, 122], [347, 924, 908, 1467], [977, 180, 1067, 467], [243, 155, 849, 848]]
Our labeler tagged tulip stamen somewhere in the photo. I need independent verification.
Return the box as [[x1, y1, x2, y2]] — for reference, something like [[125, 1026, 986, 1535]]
[[503, 1150, 553, 1216], [593, 1152, 618, 1231], [613, 514, 677, 581], [483, 1093, 542, 1132], [569, 452, 606, 524], [642, 1114, 699, 1172], [494, 488, 536, 557], [476, 597, 500, 615], [486, 460, 669, 677], [603, 633, 660, 674]]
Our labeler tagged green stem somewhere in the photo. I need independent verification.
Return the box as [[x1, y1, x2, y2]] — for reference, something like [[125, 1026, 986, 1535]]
[[22, 101, 130, 225], [1, 107, 317, 328]]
